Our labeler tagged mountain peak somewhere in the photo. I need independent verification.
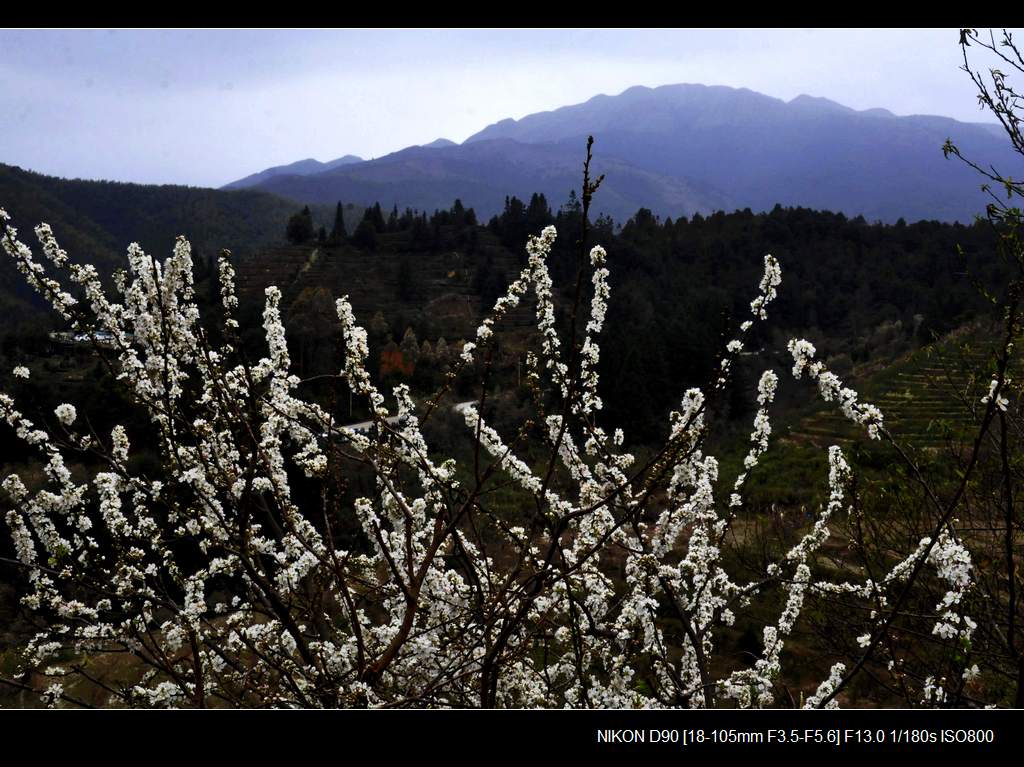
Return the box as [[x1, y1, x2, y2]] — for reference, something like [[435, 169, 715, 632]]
[[789, 94, 896, 119], [788, 94, 853, 113], [224, 155, 362, 190], [325, 155, 364, 168], [422, 138, 457, 149]]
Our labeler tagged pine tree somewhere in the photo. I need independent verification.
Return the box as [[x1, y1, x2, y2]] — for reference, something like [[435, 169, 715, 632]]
[[286, 206, 315, 245], [400, 326, 420, 365], [364, 202, 386, 234], [451, 199, 466, 228], [330, 201, 347, 242], [352, 219, 377, 251], [526, 193, 553, 233], [434, 336, 450, 367], [369, 310, 391, 343]]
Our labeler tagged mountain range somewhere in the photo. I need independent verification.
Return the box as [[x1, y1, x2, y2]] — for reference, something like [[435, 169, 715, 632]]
[[223, 155, 364, 191], [243, 138, 730, 224], [225, 84, 1016, 224]]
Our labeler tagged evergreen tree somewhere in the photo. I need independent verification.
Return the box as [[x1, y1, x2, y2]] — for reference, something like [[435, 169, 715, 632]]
[[400, 326, 420, 366], [560, 189, 581, 216], [434, 337, 450, 368], [526, 192, 553, 233], [368, 310, 391, 343], [495, 195, 528, 253], [286, 206, 315, 245], [330, 201, 347, 242], [419, 339, 435, 365], [451, 199, 466, 228], [363, 202, 387, 234], [352, 219, 377, 250]]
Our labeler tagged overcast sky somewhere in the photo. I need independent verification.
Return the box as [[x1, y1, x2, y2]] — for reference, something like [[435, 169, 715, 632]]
[[0, 28, 1003, 188]]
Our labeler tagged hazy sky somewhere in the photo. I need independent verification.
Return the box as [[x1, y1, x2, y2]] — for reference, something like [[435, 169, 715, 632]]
[[0, 28, 1002, 188]]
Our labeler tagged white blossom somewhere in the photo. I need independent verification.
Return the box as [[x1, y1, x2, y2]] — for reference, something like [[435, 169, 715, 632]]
[[980, 376, 1010, 411], [0, 209, 981, 711], [53, 403, 77, 426]]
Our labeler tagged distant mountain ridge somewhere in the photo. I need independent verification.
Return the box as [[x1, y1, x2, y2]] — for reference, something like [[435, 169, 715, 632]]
[[248, 138, 733, 222], [224, 155, 363, 190], [463, 83, 1015, 223], [226, 83, 1015, 223]]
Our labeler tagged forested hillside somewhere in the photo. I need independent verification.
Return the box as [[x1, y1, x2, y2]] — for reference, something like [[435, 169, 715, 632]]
[[0, 163, 321, 328], [0, 160, 1006, 433], [222, 194, 1005, 441]]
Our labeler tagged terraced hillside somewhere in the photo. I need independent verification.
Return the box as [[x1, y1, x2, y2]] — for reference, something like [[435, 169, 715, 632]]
[[233, 227, 538, 345], [783, 322, 1018, 450]]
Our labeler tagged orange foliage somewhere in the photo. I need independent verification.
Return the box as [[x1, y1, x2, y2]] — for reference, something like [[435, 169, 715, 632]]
[[379, 347, 414, 378]]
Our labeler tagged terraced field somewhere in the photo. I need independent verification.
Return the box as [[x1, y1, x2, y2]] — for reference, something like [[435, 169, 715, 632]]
[[783, 322, 1017, 450], [233, 228, 538, 344]]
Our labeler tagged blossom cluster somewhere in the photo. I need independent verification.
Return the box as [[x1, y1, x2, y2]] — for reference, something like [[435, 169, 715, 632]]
[[0, 206, 979, 710], [788, 338, 884, 439], [980, 376, 1011, 411]]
